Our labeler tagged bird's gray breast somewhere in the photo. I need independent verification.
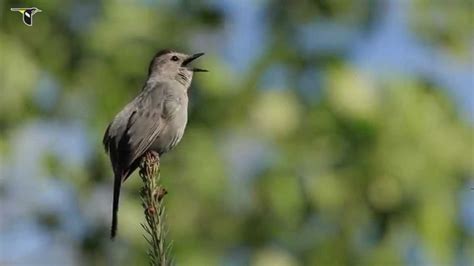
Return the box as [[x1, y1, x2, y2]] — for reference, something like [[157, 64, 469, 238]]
[[150, 90, 188, 154]]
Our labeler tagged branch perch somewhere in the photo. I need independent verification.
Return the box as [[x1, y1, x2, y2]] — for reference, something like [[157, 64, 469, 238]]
[[139, 151, 172, 266]]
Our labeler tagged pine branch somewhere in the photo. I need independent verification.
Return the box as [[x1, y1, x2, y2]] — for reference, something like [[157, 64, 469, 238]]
[[139, 151, 171, 266]]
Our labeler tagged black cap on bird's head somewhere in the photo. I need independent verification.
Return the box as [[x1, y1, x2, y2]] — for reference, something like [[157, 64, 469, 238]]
[[154, 49, 174, 58]]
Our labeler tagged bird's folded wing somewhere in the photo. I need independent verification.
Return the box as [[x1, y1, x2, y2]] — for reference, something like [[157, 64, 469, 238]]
[[124, 108, 163, 166], [120, 89, 165, 171], [103, 82, 167, 178]]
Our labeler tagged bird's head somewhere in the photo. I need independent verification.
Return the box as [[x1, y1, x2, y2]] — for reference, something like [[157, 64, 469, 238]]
[[148, 49, 207, 86]]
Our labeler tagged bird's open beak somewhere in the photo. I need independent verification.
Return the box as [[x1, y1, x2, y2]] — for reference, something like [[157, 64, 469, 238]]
[[183, 53, 208, 72]]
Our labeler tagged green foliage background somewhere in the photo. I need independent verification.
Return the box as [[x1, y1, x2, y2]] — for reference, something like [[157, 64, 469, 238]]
[[0, 0, 472, 265]]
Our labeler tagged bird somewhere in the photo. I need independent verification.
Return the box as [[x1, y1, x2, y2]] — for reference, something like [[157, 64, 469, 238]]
[[10, 7, 42, 26], [103, 49, 207, 238]]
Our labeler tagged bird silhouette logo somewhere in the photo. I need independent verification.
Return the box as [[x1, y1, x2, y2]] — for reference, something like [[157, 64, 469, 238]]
[[10, 7, 42, 26]]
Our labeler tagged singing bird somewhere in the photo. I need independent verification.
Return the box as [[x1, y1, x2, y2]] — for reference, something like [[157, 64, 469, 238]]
[[103, 50, 207, 238]]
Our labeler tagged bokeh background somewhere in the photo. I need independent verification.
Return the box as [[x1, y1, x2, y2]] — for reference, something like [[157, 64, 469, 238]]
[[1, 0, 473, 265]]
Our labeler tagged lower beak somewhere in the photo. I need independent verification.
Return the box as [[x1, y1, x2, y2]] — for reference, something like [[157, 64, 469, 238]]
[[191, 68, 208, 72], [183, 53, 208, 72]]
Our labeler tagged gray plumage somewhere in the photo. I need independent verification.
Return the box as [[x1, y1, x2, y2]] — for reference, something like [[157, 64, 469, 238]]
[[103, 49, 206, 238]]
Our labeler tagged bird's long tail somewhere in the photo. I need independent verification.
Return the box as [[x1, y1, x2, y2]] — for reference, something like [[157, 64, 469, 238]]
[[111, 172, 122, 239]]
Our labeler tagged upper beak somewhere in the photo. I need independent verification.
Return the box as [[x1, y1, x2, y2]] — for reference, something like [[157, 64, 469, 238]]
[[182, 52, 208, 72]]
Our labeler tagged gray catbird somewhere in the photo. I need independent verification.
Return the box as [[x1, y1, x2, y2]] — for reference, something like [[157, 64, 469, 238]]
[[103, 49, 206, 238]]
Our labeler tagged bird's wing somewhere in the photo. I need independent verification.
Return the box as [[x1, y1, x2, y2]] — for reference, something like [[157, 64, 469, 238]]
[[124, 106, 162, 167], [104, 82, 167, 177], [120, 85, 166, 173]]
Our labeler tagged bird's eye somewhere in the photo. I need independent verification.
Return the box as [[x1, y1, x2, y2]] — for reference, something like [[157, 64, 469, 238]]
[[171, 56, 179, 62]]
